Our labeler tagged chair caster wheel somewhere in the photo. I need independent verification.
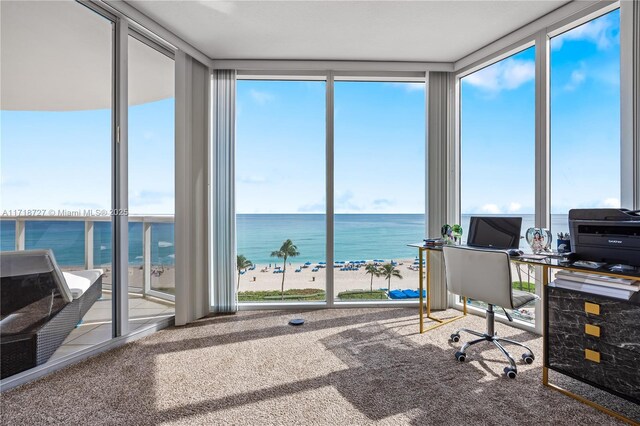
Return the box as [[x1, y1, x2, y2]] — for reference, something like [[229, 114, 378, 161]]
[[522, 353, 535, 364], [504, 367, 517, 379], [455, 351, 466, 362], [450, 333, 460, 343]]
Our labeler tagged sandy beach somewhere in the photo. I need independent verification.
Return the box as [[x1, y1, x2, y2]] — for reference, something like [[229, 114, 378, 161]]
[[237, 259, 422, 294]]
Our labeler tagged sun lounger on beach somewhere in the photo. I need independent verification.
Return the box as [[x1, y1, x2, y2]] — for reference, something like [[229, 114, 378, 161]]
[[388, 290, 407, 299], [402, 289, 424, 298]]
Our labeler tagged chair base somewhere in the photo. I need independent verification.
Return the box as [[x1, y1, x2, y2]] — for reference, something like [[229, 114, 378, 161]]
[[450, 305, 534, 378]]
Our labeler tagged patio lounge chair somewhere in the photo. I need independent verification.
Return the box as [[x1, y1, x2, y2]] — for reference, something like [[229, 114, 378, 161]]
[[0, 250, 103, 379]]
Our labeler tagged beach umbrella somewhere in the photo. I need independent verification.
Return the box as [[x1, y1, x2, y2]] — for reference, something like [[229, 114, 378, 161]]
[[304, 262, 311, 265]]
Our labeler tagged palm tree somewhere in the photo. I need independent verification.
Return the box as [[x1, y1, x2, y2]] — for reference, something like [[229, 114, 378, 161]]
[[379, 263, 402, 292], [270, 239, 300, 300], [364, 263, 381, 294], [236, 255, 253, 290]]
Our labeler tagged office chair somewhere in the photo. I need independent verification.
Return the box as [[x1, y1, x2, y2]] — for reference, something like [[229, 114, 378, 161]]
[[442, 245, 539, 378]]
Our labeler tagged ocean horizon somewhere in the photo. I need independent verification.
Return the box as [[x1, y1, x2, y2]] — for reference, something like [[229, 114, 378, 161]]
[[0, 214, 570, 267]]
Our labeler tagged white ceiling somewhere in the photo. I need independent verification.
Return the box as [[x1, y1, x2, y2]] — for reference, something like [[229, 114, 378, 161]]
[[1, 1, 174, 111], [126, 0, 570, 63]]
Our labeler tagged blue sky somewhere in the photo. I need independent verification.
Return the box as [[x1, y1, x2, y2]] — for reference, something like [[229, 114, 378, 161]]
[[1, 10, 620, 217], [1, 99, 174, 215], [236, 80, 425, 214], [461, 9, 620, 215]]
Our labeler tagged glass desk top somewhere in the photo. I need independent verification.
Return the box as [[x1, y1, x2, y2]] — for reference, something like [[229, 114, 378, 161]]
[[408, 243, 640, 280]]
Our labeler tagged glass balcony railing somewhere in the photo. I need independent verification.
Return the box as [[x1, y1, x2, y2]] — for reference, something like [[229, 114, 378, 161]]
[[0, 215, 175, 301]]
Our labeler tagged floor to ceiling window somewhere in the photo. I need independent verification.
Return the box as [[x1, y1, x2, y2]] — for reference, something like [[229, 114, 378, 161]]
[[0, 1, 115, 374], [550, 9, 621, 237], [460, 46, 537, 323], [333, 80, 425, 301], [128, 34, 176, 327], [236, 79, 326, 302]]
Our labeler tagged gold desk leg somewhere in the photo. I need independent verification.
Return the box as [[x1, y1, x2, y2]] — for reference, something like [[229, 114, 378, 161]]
[[422, 249, 466, 332], [426, 248, 431, 318], [544, 380, 639, 425], [542, 265, 549, 386], [419, 248, 424, 333]]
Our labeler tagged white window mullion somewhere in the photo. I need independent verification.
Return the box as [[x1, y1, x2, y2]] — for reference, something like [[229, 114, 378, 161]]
[[325, 72, 335, 306], [533, 29, 550, 336], [113, 18, 129, 337]]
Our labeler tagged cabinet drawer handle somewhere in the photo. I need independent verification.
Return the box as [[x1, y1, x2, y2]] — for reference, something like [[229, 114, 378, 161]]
[[585, 324, 600, 337], [584, 302, 600, 315], [585, 349, 601, 363]]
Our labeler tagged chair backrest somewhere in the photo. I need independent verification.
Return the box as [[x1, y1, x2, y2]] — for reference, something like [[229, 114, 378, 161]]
[[442, 245, 513, 309]]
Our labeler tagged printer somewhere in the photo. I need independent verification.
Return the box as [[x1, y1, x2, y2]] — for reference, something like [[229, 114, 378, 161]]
[[569, 208, 640, 267]]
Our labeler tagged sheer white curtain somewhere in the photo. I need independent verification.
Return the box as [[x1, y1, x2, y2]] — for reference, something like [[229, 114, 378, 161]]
[[211, 69, 237, 313]]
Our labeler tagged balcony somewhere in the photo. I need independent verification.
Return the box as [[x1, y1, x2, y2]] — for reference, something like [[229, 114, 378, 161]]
[[1, 215, 176, 302], [0, 215, 175, 380]]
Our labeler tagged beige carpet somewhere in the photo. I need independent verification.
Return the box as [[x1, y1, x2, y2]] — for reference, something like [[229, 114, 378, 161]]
[[0, 308, 629, 425]]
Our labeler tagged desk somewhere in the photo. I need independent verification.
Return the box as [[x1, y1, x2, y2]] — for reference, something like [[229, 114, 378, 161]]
[[410, 243, 640, 424], [524, 258, 640, 425]]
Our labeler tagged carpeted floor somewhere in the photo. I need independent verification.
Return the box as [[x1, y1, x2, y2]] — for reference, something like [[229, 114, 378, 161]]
[[0, 308, 631, 425]]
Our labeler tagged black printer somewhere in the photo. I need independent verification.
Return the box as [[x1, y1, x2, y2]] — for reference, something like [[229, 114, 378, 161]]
[[569, 208, 640, 267]]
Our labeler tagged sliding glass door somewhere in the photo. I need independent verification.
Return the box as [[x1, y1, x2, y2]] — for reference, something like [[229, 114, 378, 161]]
[[128, 34, 176, 327], [0, 1, 115, 369]]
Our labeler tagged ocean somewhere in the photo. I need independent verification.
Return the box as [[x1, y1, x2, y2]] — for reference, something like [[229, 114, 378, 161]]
[[0, 214, 570, 267], [238, 214, 571, 264]]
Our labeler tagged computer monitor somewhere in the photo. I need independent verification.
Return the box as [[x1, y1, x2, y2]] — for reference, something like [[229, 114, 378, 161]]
[[467, 216, 522, 249]]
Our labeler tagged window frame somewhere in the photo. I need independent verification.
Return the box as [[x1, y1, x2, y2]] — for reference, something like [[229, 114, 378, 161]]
[[233, 72, 429, 310], [451, 2, 624, 334]]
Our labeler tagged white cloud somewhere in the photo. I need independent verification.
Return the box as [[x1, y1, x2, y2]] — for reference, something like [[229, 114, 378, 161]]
[[507, 202, 522, 213], [249, 89, 274, 105], [335, 191, 362, 212], [464, 58, 534, 93], [553, 17, 616, 51], [0, 177, 28, 188], [390, 82, 425, 93], [480, 204, 502, 214], [564, 62, 587, 91], [600, 197, 620, 208], [297, 200, 325, 213]]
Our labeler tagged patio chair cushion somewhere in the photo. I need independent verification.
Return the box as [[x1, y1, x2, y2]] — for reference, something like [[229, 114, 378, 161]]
[[63, 269, 103, 299]]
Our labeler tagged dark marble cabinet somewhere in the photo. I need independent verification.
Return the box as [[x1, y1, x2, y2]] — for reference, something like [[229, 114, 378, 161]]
[[546, 286, 640, 404]]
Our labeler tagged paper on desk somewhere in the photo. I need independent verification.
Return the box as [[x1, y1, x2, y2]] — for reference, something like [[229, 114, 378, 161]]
[[555, 270, 639, 291], [551, 279, 635, 300]]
